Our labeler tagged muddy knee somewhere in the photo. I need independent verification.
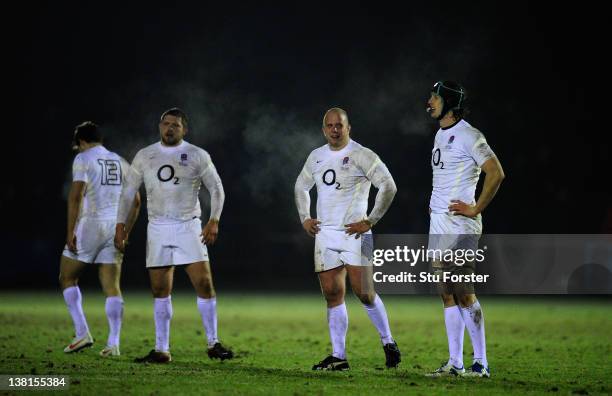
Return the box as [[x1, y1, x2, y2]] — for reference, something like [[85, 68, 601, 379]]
[[458, 294, 477, 308], [440, 293, 455, 307], [357, 292, 376, 306], [59, 274, 78, 290], [151, 285, 171, 298], [196, 280, 215, 298], [102, 284, 121, 297], [323, 288, 344, 306]]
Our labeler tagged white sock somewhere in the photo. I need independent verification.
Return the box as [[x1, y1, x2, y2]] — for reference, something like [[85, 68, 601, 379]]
[[444, 305, 465, 368], [154, 296, 173, 353], [63, 286, 89, 338], [460, 300, 488, 368], [327, 303, 348, 359], [105, 296, 123, 347], [197, 297, 218, 347], [363, 295, 394, 345]]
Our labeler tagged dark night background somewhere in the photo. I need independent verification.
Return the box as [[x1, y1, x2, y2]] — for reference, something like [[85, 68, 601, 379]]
[[2, 3, 609, 291]]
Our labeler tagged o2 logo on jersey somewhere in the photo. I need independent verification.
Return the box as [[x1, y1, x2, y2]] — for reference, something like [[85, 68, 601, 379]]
[[97, 159, 121, 185], [322, 169, 341, 190], [432, 148, 445, 169], [157, 165, 180, 185]]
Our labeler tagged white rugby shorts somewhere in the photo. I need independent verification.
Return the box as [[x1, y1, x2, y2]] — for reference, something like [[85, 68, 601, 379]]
[[62, 217, 123, 264], [146, 218, 209, 268], [314, 228, 372, 272], [428, 212, 482, 253]]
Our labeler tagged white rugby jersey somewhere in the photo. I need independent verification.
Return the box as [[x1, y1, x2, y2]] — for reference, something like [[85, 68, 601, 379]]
[[72, 145, 128, 220], [296, 139, 393, 230], [429, 119, 496, 213], [118, 140, 224, 224]]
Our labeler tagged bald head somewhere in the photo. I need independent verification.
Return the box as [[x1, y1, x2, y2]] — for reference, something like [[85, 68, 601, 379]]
[[322, 107, 349, 128], [322, 107, 351, 150]]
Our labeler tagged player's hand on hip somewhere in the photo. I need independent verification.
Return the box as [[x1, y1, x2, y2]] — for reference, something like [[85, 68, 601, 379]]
[[302, 219, 321, 237], [114, 224, 128, 253], [66, 234, 77, 254], [448, 200, 479, 218], [344, 220, 372, 239], [202, 219, 219, 245]]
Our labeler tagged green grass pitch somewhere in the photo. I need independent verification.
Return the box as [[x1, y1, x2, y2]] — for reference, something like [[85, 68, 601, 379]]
[[0, 292, 610, 395]]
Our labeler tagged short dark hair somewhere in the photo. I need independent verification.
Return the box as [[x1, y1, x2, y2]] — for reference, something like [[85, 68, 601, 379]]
[[74, 121, 102, 144], [160, 107, 189, 129], [452, 106, 468, 121]]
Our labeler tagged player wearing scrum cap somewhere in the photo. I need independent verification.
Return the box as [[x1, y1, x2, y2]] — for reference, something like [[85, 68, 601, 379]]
[[60, 121, 141, 357], [425, 81, 505, 378], [295, 107, 401, 371], [115, 108, 233, 363]]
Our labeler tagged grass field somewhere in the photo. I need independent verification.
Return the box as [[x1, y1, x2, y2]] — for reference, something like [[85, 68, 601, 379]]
[[0, 292, 610, 395]]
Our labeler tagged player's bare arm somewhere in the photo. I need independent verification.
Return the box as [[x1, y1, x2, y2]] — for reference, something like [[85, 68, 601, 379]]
[[201, 218, 219, 245], [66, 181, 86, 253], [113, 224, 127, 253], [113, 192, 142, 253], [114, 193, 141, 253], [113, 195, 140, 253], [302, 218, 321, 237], [449, 156, 505, 217], [344, 219, 372, 237], [115, 158, 143, 253]]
